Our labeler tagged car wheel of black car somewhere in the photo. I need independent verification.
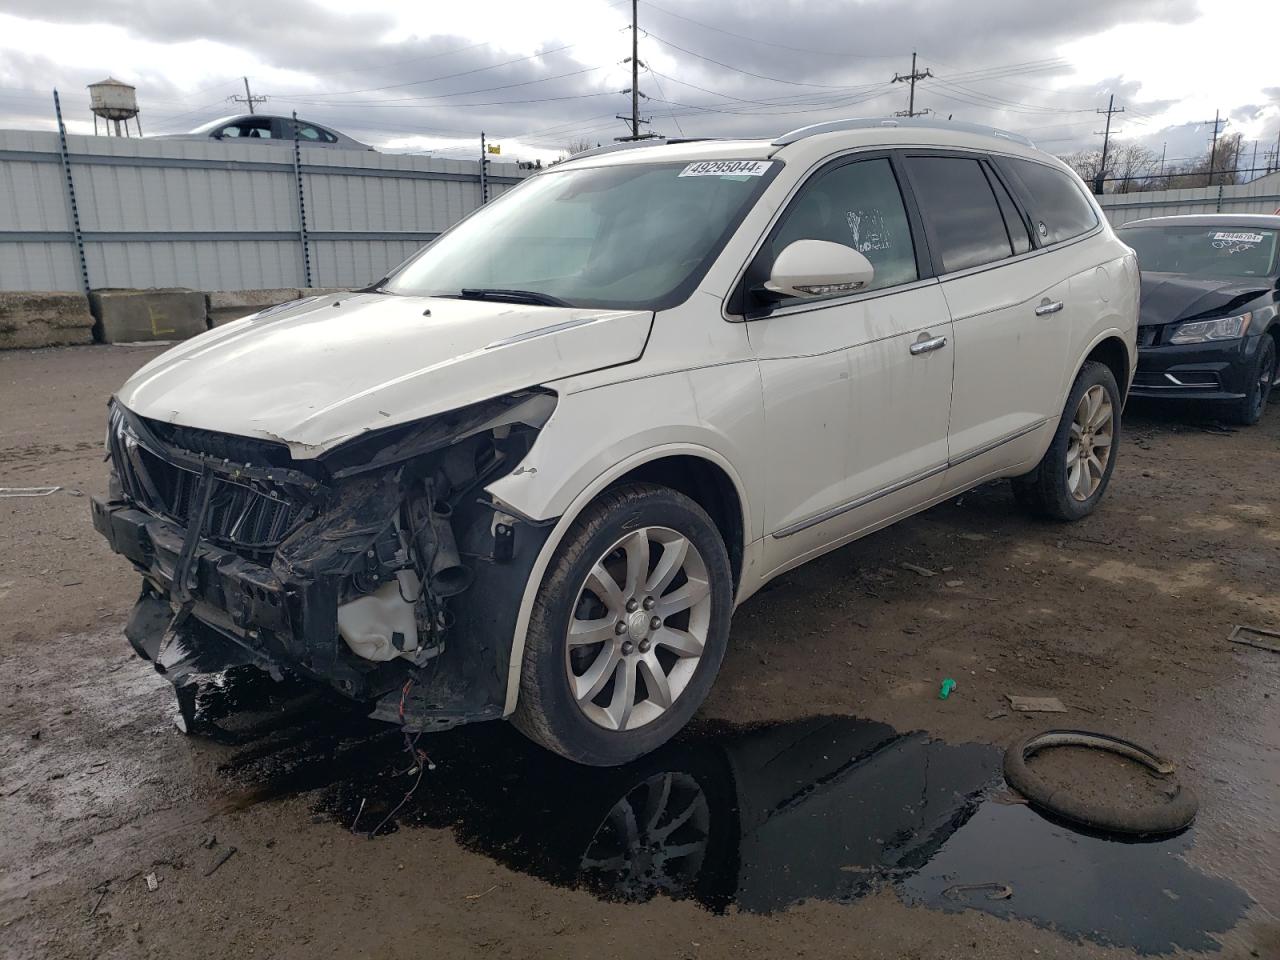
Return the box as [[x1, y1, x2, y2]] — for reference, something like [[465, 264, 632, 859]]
[[1012, 360, 1121, 521], [513, 483, 733, 767], [1226, 335, 1277, 426]]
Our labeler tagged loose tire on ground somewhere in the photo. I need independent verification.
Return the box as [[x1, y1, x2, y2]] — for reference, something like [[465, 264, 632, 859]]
[[1012, 360, 1121, 521], [1004, 729, 1198, 836], [512, 483, 733, 766]]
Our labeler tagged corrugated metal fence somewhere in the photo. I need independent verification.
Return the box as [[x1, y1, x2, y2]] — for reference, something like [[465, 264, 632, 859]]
[[0, 129, 529, 293], [1098, 172, 1280, 226]]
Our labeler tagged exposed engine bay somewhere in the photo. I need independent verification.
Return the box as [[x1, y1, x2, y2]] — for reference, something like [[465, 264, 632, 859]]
[[91, 390, 557, 732]]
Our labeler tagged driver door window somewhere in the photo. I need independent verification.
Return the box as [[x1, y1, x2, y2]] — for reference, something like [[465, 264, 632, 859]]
[[758, 157, 919, 304]]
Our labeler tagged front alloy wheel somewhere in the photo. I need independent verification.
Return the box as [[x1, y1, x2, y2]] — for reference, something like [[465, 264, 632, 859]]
[[566, 527, 712, 732], [513, 483, 733, 766]]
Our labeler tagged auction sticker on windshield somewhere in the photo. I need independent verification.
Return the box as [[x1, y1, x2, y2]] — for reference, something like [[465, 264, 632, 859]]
[[1213, 232, 1265, 244], [679, 160, 773, 178]]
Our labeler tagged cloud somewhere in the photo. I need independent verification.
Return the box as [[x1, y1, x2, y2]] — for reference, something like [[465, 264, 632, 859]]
[[0, 0, 1266, 163]]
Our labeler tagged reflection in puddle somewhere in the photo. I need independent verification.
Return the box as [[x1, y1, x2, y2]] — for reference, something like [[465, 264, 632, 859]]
[[205, 672, 1250, 955]]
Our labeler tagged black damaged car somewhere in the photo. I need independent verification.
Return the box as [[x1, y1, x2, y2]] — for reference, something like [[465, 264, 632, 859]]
[[1117, 214, 1279, 424]]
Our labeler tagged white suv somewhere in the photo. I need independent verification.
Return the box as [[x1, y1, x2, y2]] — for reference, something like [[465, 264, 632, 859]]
[[93, 118, 1138, 765]]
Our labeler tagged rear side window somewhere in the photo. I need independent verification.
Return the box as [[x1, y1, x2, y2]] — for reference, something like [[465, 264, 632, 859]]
[[904, 156, 1012, 273], [1006, 159, 1098, 244], [765, 157, 919, 295]]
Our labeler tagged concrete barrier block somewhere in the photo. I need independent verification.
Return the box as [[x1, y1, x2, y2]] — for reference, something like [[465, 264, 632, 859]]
[[207, 288, 303, 326], [0, 291, 95, 350], [299, 287, 351, 298], [89, 289, 209, 343]]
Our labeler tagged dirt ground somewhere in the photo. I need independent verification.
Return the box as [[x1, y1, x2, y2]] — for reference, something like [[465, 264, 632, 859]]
[[2, 343, 1278, 959]]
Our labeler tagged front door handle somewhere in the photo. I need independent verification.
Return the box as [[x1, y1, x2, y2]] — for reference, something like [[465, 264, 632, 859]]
[[1035, 299, 1064, 316], [910, 334, 948, 356]]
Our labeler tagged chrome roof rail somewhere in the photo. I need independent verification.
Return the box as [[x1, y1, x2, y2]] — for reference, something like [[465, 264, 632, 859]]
[[772, 117, 1036, 149], [563, 137, 713, 162]]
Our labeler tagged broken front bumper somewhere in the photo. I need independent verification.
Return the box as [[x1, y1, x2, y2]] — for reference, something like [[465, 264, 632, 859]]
[[92, 395, 557, 732]]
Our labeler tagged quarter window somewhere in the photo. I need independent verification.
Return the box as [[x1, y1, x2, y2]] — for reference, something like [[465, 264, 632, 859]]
[[765, 157, 918, 297], [905, 156, 1012, 273], [1006, 158, 1098, 244]]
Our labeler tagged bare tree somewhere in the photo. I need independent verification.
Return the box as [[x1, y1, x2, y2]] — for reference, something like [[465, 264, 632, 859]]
[[561, 137, 600, 159], [1059, 149, 1104, 189], [1110, 143, 1158, 193]]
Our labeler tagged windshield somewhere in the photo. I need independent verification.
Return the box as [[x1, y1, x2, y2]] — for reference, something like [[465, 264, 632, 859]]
[[1120, 225, 1278, 279], [189, 116, 239, 134], [382, 159, 779, 310]]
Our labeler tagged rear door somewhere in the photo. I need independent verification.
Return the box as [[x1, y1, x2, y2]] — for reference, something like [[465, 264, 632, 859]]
[[741, 153, 954, 575], [901, 152, 1070, 473]]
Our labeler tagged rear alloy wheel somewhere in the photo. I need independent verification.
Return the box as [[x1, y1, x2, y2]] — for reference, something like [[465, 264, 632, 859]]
[[1227, 336, 1276, 426], [1066, 384, 1115, 501], [513, 483, 732, 766], [1012, 360, 1121, 521]]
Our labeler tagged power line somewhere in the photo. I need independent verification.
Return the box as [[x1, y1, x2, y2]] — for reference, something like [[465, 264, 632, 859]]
[[617, 0, 657, 141], [230, 77, 267, 115], [1094, 94, 1125, 194], [892, 52, 933, 117]]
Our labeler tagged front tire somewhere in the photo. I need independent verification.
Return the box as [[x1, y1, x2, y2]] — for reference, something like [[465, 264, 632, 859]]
[[1012, 360, 1121, 521], [1225, 335, 1276, 426], [512, 483, 733, 766]]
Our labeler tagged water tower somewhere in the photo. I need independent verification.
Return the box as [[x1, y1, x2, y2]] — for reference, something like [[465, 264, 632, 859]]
[[88, 78, 141, 136]]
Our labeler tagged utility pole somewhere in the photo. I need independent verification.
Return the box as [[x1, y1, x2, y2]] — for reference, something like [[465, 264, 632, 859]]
[[231, 76, 267, 114], [479, 132, 489, 204], [615, 0, 655, 141], [1093, 94, 1125, 195], [1158, 141, 1167, 181], [1251, 139, 1259, 182], [1197, 110, 1227, 186], [892, 52, 933, 118]]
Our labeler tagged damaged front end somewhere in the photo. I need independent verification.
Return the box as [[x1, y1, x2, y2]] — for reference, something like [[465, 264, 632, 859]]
[[91, 391, 556, 733]]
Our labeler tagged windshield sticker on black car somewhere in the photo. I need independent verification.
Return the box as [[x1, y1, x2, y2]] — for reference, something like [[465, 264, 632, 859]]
[[1212, 231, 1264, 245], [678, 160, 772, 178]]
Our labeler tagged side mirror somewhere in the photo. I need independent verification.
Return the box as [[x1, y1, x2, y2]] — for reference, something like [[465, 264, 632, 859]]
[[763, 239, 875, 299]]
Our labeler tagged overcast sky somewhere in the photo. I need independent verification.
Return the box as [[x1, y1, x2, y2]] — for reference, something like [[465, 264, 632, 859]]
[[0, 0, 1277, 168]]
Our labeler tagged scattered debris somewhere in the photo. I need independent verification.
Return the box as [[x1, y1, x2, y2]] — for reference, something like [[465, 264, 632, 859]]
[[200, 835, 217, 849], [1228, 624, 1280, 655], [944, 579, 964, 588], [204, 846, 237, 877], [0, 486, 62, 498], [1006, 695, 1067, 713], [943, 882, 1013, 902], [89, 883, 110, 917], [351, 797, 367, 835], [900, 562, 937, 577], [465, 884, 499, 901], [938, 678, 957, 700], [985, 710, 1009, 720], [144, 872, 159, 892]]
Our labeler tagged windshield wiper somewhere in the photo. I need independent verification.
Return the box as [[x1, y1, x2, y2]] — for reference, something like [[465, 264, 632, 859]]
[[457, 288, 571, 308]]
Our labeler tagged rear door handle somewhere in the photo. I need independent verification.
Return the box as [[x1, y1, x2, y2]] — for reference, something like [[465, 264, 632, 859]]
[[1035, 300, 1064, 316], [910, 334, 948, 356]]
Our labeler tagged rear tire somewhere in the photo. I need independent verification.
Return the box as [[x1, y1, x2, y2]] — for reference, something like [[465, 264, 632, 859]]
[[1225, 336, 1276, 426], [1012, 360, 1121, 521], [512, 483, 733, 767]]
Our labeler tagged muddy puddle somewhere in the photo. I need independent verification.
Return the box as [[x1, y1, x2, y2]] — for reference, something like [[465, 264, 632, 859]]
[[195, 669, 1250, 955]]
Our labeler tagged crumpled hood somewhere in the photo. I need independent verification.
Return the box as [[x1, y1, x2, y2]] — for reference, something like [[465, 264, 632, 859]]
[[1138, 272, 1272, 327], [116, 292, 652, 456]]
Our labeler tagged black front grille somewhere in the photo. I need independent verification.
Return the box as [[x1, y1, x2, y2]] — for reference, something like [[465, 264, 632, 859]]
[[109, 408, 309, 553]]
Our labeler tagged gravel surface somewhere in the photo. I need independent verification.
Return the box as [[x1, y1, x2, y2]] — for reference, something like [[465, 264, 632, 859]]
[[1, 343, 1278, 959]]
